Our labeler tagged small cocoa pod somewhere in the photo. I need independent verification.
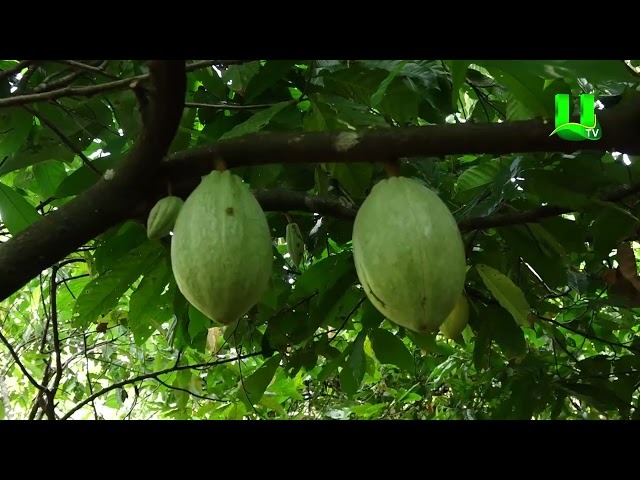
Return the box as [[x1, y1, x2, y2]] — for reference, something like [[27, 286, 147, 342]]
[[147, 196, 184, 240], [286, 222, 305, 267]]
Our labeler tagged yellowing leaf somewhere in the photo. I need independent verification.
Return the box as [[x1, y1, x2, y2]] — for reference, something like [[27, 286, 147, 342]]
[[476, 264, 532, 327]]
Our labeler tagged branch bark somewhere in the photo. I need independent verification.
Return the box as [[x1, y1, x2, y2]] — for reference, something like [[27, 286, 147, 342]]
[[0, 61, 187, 302], [161, 97, 640, 186], [1, 89, 640, 302]]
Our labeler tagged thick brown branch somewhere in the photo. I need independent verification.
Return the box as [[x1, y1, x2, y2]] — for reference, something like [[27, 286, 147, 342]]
[[162, 98, 640, 185], [255, 189, 358, 220], [2, 93, 640, 303], [0, 61, 187, 302]]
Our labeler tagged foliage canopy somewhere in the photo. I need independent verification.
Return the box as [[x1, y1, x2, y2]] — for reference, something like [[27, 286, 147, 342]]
[[1, 59, 640, 420]]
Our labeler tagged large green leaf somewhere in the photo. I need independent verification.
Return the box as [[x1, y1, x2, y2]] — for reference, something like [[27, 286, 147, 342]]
[[474, 60, 637, 83], [0, 108, 33, 163], [0, 182, 42, 235], [369, 328, 414, 372], [73, 241, 164, 327], [245, 60, 299, 102], [238, 354, 282, 406], [219, 101, 293, 140], [476, 264, 532, 327], [340, 330, 368, 397], [33, 161, 67, 200], [128, 258, 174, 345], [371, 61, 409, 107], [447, 60, 471, 110]]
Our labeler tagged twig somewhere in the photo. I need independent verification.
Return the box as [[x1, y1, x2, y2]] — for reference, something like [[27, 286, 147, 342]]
[[60, 351, 263, 420], [185, 101, 274, 110], [154, 376, 225, 403], [33, 60, 105, 93], [0, 60, 31, 81], [83, 332, 99, 419], [53, 60, 118, 80], [0, 322, 47, 393], [14, 63, 40, 95], [537, 315, 640, 354], [42, 263, 64, 420], [24, 106, 101, 175], [0, 60, 213, 109]]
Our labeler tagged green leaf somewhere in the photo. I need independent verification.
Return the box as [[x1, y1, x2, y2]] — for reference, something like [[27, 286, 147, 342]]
[[498, 225, 568, 288], [0, 108, 33, 162], [290, 250, 354, 301], [476, 264, 532, 327], [314, 94, 388, 129], [92, 222, 148, 275], [371, 60, 409, 107], [55, 155, 122, 198], [327, 163, 373, 200], [360, 299, 385, 330], [128, 258, 174, 345], [304, 96, 341, 132], [0, 182, 42, 235], [456, 159, 504, 193], [73, 241, 163, 327], [484, 305, 527, 361], [560, 382, 629, 413], [188, 305, 212, 340], [238, 354, 281, 406], [245, 60, 299, 102], [222, 62, 261, 95], [33, 161, 67, 200], [474, 64, 548, 118], [192, 68, 227, 100], [168, 108, 197, 154], [474, 60, 637, 83], [369, 328, 414, 372], [339, 330, 367, 397], [522, 170, 594, 209], [591, 206, 640, 258], [447, 60, 471, 110], [219, 101, 293, 140]]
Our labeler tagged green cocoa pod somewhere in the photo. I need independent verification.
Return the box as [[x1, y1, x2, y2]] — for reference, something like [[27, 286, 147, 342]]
[[286, 222, 304, 267], [170, 170, 273, 325], [352, 176, 467, 333], [439, 294, 469, 340], [147, 196, 184, 240]]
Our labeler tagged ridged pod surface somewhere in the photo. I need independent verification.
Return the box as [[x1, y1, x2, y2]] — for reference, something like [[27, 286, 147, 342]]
[[147, 196, 184, 240], [352, 176, 467, 333], [170, 170, 273, 325]]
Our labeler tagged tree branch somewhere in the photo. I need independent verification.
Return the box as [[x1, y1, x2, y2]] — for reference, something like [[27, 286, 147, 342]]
[[0, 315, 47, 394], [161, 98, 640, 186], [60, 351, 262, 420], [0, 60, 207, 109], [2, 91, 640, 303], [25, 106, 101, 175], [185, 101, 274, 110], [0, 61, 187, 302], [44, 263, 64, 420]]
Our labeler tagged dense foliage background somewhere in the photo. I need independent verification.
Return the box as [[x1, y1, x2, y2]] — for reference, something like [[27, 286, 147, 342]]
[[1, 59, 640, 420]]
